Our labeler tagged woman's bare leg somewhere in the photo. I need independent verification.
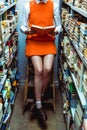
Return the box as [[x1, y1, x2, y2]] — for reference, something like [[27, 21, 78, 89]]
[[42, 54, 55, 94], [31, 54, 55, 100], [31, 56, 43, 102], [30, 55, 48, 121]]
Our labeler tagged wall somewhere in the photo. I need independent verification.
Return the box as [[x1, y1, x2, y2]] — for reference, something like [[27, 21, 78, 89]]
[[16, 0, 28, 84]]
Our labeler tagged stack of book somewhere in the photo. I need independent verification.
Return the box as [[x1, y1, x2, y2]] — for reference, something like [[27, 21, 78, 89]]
[[79, 23, 87, 57], [67, 18, 76, 41], [73, 0, 87, 12], [62, 8, 69, 26], [62, 11, 87, 60], [0, 92, 3, 122], [1, 10, 18, 43], [81, 0, 87, 12], [68, 77, 78, 108], [84, 48, 87, 60], [73, 21, 81, 44], [82, 69, 87, 98], [74, 101, 83, 130], [14, 10, 18, 24], [76, 58, 83, 87], [0, 41, 3, 55], [0, 0, 5, 12], [64, 0, 73, 4], [74, 0, 82, 8], [5, 45, 10, 67], [0, 103, 3, 122], [4, 78, 11, 99], [1, 20, 10, 43], [63, 36, 77, 69], [0, 57, 5, 77], [4, 32, 18, 67], [67, 18, 82, 45], [7, 11, 17, 33], [62, 36, 70, 58], [5, 0, 17, 5]]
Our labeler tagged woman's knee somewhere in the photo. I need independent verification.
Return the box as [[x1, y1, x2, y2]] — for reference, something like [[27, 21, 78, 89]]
[[44, 66, 52, 75], [34, 67, 43, 76]]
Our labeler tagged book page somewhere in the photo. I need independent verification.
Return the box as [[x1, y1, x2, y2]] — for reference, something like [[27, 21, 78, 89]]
[[31, 25, 55, 35]]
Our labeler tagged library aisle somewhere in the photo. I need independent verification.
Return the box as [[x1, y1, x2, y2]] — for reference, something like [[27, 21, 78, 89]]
[[10, 86, 66, 130], [9, 0, 66, 129]]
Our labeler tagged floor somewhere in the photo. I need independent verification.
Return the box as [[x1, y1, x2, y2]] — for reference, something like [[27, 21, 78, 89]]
[[10, 86, 66, 130]]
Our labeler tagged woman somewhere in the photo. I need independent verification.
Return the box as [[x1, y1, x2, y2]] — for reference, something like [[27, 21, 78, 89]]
[[20, 0, 62, 121]]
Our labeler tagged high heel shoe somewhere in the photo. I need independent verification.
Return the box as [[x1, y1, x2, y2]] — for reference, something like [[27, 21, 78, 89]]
[[36, 108, 48, 121], [30, 102, 36, 112]]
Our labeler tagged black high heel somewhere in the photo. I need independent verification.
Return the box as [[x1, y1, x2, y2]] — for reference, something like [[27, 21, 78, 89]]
[[36, 108, 48, 121], [30, 102, 36, 112]]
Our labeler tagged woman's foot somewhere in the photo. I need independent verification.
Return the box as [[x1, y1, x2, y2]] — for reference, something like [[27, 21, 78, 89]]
[[36, 108, 48, 121], [30, 103, 36, 112], [30, 102, 48, 121]]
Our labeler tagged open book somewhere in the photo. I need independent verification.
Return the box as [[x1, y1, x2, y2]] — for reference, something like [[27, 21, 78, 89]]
[[31, 25, 55, 35]]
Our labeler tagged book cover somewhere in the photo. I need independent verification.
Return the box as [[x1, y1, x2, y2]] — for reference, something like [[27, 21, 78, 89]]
[[31, 25, 55, 35]]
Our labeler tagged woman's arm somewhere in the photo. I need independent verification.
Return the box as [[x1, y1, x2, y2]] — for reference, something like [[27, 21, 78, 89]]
[[54, 1, 62, 34], [20, 2, 30, 34]]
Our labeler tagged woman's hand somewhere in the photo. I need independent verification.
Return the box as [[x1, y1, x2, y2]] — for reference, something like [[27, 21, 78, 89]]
[[25, 30, 30, 34], [54, 28, 58, 35], [25, 27, 37, 35]]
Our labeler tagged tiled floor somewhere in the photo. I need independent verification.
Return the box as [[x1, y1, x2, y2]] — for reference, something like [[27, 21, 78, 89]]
[[10, 86, 66, 130]]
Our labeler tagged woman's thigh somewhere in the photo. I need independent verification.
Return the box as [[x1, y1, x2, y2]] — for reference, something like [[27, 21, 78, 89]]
[[30, 56, 43, 73], [43, 54, 55, 71]]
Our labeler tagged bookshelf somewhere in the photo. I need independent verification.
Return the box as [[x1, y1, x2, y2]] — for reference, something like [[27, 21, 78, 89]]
[[0, 0, 19, 129], [60, 0, 87, 130]]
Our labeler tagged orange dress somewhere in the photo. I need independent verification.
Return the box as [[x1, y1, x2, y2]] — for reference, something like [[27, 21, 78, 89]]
[[25, 0, 57, 57]]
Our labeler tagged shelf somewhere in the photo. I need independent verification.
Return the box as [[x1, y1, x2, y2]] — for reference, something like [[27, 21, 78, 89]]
[[70, 72, 87, 109], [63, 58, 87, 108], [60, 57, 65, 76], [0, 75, 7, 91], [62, 2, 87, 129], [72, 41, 87, 69], [64, 2, 73, 7], [3, 27, 16, 47], [0, 1, 18, 129], [63, 57, 87, 108], [0, 102, 9, 128], [70, 107, 76, 120], [63, 2, 87, 18], [0, 2, 16, 16], [10, 88, 17, 105], [71, 6, 87, 18], [0, 50, 3, 55], [64, 27, 87, 69]]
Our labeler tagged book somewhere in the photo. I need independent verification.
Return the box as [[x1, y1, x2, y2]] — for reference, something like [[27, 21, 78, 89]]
[[31, 25, 55, 35]]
